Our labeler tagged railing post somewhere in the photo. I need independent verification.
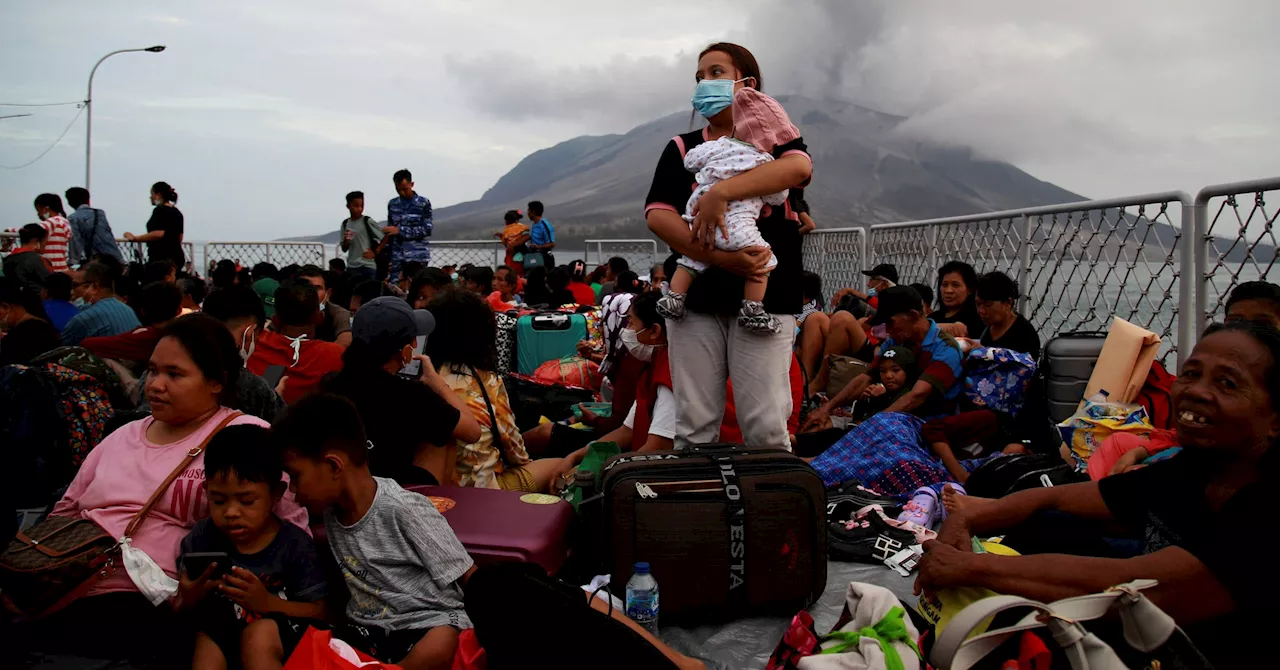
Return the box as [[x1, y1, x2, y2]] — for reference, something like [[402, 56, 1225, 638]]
[[859, 227, 868, 275], [1018, 214, 1034, 318], [926, 224, 938, 279], [1178, 196, 1197, 367], [1191, 195, 1209, 341]]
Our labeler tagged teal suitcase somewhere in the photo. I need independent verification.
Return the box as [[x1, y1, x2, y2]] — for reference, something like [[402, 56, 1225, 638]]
[[516, 312, 588, 374]]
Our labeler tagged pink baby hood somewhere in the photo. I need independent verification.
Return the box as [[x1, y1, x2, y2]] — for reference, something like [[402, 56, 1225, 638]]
[[732, 88, 801, 153]]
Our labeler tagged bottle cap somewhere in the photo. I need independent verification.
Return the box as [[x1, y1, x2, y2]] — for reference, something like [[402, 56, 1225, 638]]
[[634, 561, 650, 574]]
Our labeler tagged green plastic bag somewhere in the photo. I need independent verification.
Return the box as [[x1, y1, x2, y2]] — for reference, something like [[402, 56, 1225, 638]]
[[564, 441, 621, 509]]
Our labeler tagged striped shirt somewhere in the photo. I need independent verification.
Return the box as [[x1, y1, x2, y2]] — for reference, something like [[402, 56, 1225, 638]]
[[41, 215, 73, 272], [61, 296, 141, 347]]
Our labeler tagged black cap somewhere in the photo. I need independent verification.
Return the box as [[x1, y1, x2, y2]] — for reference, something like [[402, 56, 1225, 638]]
[[862, 264, 899, 284], [352, 297, 435, 345], [868, 285, 925, 326]]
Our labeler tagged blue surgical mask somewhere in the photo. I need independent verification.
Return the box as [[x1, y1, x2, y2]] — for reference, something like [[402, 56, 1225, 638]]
[[691, 78, 742, 119]]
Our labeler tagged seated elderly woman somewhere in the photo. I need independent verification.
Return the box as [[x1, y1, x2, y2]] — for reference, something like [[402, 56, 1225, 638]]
[[916, 321, 1280, 667]]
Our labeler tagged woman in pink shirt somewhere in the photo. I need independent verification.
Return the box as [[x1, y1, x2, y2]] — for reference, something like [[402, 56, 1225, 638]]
[[18, 313, 309, 665]]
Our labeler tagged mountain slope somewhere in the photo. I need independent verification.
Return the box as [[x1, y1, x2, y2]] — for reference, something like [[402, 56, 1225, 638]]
[[301, 95, 1089, 245], [429, 95, 1088, 242]]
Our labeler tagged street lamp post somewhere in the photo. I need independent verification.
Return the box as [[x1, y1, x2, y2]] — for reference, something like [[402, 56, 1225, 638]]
[[84, 45, 165, 191]]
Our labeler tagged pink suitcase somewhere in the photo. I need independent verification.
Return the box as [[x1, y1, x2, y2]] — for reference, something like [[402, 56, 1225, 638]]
[[405, 484, 574, 575]]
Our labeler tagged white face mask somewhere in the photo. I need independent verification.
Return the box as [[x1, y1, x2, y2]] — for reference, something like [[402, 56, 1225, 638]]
[[620, 326, 658, 362], [151, 196, 163, 206]]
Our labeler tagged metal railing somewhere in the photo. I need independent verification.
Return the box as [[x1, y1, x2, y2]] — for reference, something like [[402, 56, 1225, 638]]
[[861, 192, 1194, 365], [801, 227, 867, 297], [583, 239, 660, 274], [203, 242, 327, 270], [118, 240, 195, 267], [428, 241, 505, 268], [1193, 177, 1280, 337]]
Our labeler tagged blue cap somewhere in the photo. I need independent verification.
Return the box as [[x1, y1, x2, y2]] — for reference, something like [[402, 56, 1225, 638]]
[[634, 562, 650, 573]]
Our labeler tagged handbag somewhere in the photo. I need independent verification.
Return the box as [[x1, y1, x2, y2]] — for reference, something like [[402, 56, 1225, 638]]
[[826, 355, 869, 399], [930, 579, 1213, 670], [0, 412, 242, 620]]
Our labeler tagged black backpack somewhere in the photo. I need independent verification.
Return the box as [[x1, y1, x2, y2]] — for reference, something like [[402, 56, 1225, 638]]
[[964, 454, 1086, 498], [354, 216, 392, 282]]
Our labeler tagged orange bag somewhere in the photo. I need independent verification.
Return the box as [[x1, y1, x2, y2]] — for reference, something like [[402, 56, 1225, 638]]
[[533, 356, 601, 391], [284, 628, 402, 670], [451, 629, 487, 670]]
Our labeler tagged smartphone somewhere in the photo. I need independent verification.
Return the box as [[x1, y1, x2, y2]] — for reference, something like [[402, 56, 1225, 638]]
[[398, 335, 427, 378], [183, 551, 231, 581], [261, 365, 286, 389]]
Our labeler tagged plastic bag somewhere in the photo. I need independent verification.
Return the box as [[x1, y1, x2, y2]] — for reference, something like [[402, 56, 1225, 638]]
[[121, 537, 178, 605], [1057, 393, 1153, 472], [284, 628, 402, 669], [533, 356, 602, 391], [962, 347, 1037, 417]]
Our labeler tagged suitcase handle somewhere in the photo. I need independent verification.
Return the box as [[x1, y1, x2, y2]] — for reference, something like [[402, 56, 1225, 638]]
[[684, 443, 747, 454]]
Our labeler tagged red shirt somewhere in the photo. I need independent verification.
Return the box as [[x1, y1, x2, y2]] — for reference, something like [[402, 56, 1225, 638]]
[[246, 330, 345, 405], [486, 291, 518, 312], [631, 349, 673, 451], [568, 281, 597, 307], [82, 327, 163, 362], [720, 355, 804, 443]]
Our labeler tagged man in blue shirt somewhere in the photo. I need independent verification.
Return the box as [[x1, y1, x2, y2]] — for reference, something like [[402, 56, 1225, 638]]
[[42, 273, 80, 332], [805, 285, 964, 429], [64, 187, 123, 267], [526, 200, 556, 268], [62, 261, 140, 346], [385, 169, 433, 281]]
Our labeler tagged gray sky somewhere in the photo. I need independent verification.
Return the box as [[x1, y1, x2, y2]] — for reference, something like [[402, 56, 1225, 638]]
[[3, 0, 1277, 242]]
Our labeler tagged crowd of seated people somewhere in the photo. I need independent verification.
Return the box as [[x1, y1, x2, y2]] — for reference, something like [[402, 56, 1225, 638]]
[[5, 237, 1280, 668]]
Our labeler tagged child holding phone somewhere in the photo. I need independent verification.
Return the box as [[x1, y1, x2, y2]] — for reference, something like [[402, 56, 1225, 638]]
[[174, 425, 328, 670]]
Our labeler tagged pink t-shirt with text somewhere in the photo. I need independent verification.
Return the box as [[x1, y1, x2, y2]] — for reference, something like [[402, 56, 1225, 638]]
[[51, 407, 311, 596]]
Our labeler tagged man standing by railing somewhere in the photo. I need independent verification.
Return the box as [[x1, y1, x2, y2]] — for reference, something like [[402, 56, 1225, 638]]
[[64, 187, 123, 267], [385, 169, 432, 281]]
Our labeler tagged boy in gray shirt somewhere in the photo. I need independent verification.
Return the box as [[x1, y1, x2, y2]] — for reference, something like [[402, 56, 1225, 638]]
[[276, 394, 474, 669], [341, 191, 385, 282]]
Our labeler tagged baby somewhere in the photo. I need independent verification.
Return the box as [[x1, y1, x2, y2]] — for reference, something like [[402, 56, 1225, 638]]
[[657, 87, 800, 334]]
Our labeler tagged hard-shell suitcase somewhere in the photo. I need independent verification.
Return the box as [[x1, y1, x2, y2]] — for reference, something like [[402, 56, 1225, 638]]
[[516, 312, 589, 374], [596, 445, 827, 623], [1042, 332, 1107, 424], [406, 484, 574, 575]]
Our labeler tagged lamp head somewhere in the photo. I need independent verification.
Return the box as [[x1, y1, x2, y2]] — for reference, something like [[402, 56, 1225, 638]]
[[145, 45, 166, 53]]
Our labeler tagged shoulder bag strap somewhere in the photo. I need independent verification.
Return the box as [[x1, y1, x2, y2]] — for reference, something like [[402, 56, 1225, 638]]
[[87, 208, 101, 257], [122, 411, 243, 539], [468, 365, 506, 454]]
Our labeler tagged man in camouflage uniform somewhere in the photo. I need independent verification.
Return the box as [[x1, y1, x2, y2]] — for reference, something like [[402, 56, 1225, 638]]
[[385, 168, 433, 281]]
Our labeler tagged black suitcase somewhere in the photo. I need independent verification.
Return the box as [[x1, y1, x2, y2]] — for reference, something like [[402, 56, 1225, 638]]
[[596, 445, 827, 623], [1042, 332, 1107, 424]]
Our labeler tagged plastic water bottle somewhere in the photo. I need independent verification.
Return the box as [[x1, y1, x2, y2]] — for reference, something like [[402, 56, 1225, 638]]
[[625, 562, 659, 635]]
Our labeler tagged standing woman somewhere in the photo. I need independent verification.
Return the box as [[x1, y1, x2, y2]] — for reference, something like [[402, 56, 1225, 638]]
[[644, 43, 813, 449], [933, 260, 984, 338], [125, 181, 186, 271]]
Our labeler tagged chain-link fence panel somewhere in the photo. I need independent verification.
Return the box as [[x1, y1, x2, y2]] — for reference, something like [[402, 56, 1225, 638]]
[[1020, 194, 1191, 365], [115, 240, 196, 268], [584, 239, 659, 275], [801, 228, 866, 298], [202, 242, 326, 272], [430, 241, 505, 269], [1193, 178, 1280, 337], [867, 224, 935, 286]]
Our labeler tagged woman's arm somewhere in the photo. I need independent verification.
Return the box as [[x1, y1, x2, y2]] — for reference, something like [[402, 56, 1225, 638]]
[[125, 230, 164, 242], [690, 155, 813, 249], [418, 357, 483, 443], [646, 209, 770, 278]]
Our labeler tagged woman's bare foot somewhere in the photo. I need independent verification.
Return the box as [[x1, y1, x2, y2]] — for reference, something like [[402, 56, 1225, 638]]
[[942, 484, 993, 515]]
